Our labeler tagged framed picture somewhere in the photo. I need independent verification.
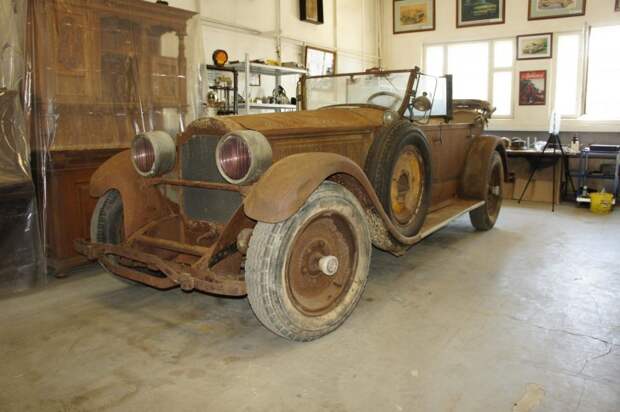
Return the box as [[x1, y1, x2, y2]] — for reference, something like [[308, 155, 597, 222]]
[[249, 73, 261, 87], [528, 0, 586, 21], [305, 46, 336, 76], [517, 33, 553, 60], [393, 0, 435, 34], [457, 0, 505, 28], [519, 70, 547, 106], [300, 0, 324, 24]]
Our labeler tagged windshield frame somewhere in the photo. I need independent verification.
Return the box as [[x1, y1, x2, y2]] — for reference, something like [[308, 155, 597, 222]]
[[300, 68, 419, 116]]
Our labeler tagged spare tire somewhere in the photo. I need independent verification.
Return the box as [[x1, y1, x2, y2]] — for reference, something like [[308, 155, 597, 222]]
[[365, 122, 432, 237]]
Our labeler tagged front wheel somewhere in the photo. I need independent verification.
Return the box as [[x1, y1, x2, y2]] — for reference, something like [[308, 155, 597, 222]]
[[470, 151, 504, 231], [245, 181, 371, 341]]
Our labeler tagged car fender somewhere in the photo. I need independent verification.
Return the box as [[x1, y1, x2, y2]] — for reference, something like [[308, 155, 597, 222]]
[[459, 135, 509, 200], [90, 150, 172, 236], [243, 152, 421, 250]]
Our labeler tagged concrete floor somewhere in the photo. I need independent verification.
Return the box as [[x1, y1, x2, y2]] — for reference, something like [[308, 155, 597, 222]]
[[1, 201, 619, 412]]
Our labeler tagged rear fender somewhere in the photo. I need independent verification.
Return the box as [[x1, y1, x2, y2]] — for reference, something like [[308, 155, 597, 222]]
[[243, 152, 420, 252], [459, 135, 509, 199], [90, 150, 172, 236]]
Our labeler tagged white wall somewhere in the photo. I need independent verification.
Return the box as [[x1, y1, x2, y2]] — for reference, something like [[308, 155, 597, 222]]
[[381, 0, 620, 132], [153, 0, 380, 103]]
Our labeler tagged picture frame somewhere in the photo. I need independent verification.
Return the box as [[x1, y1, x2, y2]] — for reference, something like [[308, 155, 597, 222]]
[[517, 33, 553, 60], [304, 46, 336, 76], [519, 70, 547, 106], [457, 0, 505, 28], [249, 73, 261, 87], [393, 0, 436, 34], [300, 0, 324, 24], [528, 0, 586, 21]]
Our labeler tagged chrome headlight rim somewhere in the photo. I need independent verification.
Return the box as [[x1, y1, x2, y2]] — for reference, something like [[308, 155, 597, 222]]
[[130, 130, 176, 178], [215, 130, 272, 185]]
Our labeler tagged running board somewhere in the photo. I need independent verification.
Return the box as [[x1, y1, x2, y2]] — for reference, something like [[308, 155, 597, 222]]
[[419, 199, 485, 240]]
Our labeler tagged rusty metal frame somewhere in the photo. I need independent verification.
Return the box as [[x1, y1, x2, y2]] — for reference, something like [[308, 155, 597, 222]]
[[75, 238, 247, 296]]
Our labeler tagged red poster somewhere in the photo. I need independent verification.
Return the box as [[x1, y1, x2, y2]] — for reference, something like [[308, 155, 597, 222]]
[[519, 70, 546, 106]]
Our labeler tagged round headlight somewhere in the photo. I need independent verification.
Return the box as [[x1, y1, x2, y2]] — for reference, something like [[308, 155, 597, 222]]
[[216, 130, 272, 185], [130, 131, 176, 177]]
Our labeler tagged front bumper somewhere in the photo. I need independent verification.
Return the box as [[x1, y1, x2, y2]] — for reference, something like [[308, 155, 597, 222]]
[[75, 238, 247, 296]]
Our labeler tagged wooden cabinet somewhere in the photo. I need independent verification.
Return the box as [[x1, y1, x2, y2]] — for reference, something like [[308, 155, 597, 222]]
[[29, 0, 195, 274]]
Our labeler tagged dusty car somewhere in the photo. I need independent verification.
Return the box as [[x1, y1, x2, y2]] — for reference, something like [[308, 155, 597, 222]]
[[76, 67, 507, 341]]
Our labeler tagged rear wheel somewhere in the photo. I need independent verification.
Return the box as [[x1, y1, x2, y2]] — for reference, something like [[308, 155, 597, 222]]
[[470, 151, 504, 231], [246, 181, 371, 341]]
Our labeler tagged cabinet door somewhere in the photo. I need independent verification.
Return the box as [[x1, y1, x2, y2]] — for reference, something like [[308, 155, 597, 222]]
[[49, 7, 94, 103]]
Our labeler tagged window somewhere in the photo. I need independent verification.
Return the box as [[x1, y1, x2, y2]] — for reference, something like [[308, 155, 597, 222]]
[[585, 25, 620, 119], [554, 33, 581, 117], [424, 39, 514, 117], [555, 26, 620, 120]]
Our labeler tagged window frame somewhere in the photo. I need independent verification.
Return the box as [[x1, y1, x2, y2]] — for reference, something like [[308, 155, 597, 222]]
[[422, 37, 516, 119], [552, 31, 585, 119], [582, 24, 620, 120]]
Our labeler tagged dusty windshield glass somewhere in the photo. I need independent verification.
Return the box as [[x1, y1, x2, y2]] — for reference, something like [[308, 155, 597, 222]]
[[304, 72, 411, 111]]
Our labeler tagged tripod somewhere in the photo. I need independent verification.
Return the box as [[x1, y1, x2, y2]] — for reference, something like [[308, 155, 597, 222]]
[[517, 133, 576, 212]]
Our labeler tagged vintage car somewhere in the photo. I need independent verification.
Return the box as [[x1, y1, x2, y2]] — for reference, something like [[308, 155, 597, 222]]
[[76, 67, 507, 341], [471, 2, 498, 18], [400, 8, 425, 25], [538, 0, 573, 9], [523, 39, 547, 55]]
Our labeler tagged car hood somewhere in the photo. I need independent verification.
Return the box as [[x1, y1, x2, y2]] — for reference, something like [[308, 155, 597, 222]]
[[182, 107, 385, 142]]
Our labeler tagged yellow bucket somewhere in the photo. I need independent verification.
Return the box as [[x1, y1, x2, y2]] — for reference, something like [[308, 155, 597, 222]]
[[590, 192, 614, 214]]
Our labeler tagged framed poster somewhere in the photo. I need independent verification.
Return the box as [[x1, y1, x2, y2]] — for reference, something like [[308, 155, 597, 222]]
[[457, 0, 505, 28], [528, 0, 586, 21], [393, 0, 435, 34], [519, 70, 547, 105], [517, 33, 553, 60], [305, 46, 336, 76], [300, 0, 324, 24]]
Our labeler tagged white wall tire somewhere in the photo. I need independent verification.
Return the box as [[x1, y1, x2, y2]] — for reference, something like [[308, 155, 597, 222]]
[[245, 181, 371, 341]]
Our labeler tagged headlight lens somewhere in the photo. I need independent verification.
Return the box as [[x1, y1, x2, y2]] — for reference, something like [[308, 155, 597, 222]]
[[216, 130, 272, 185], [218, 135, 251, 180], [130, 131, 176, 177]]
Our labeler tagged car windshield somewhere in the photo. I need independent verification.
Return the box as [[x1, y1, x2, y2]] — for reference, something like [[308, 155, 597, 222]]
[[303, 70, 440, 123], [304, 71, 413, 112]]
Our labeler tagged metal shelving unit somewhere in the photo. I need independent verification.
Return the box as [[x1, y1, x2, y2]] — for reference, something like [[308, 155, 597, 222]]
[[229, 53, 307, 114], [571, 147, 620, 205], [203, 64, 238, 115]]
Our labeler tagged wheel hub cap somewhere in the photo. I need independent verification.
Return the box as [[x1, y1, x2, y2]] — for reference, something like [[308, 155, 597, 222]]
[[318, 255, 339, 276]]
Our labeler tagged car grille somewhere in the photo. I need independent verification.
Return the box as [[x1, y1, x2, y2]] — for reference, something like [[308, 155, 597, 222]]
[[181, 135, 242, 223]]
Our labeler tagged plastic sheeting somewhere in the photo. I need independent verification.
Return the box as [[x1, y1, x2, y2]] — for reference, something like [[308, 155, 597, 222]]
[[0, 0, 45, 293], [1, 0, 203, 291]]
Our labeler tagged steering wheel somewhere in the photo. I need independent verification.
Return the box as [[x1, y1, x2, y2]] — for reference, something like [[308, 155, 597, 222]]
[[366, 91, 402, 110]]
